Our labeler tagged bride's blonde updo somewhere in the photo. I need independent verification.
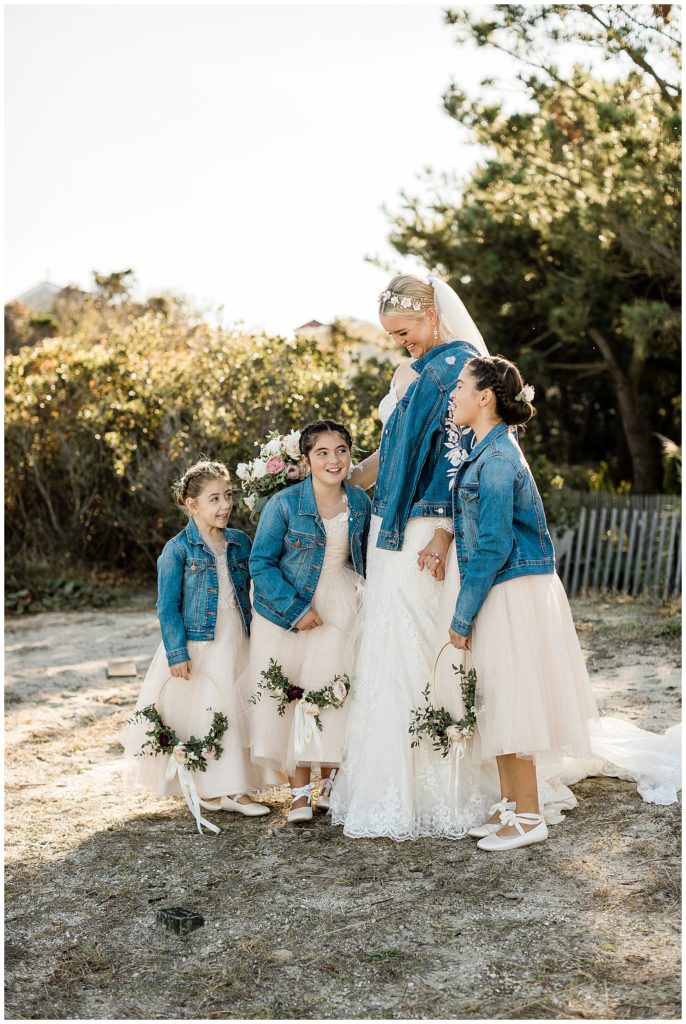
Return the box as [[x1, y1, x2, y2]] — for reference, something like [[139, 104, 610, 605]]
[[378, 274, 435, 321]]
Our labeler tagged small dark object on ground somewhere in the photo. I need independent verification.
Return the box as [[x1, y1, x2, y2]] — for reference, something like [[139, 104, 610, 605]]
[[156, 907, 204, 935]]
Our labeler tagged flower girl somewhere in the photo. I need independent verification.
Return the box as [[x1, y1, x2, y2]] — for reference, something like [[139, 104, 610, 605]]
[[248, 420, 371, 823], [447, 356, 598, 851], [121, 460, 269, 824]]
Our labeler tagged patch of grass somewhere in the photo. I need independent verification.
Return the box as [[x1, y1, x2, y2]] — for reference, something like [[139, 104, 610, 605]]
[[657, 618, 681, 638], [362, 948, 404, 963]]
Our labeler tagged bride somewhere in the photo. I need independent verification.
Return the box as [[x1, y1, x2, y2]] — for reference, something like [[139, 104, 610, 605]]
[[330, 273, 492, 839], [331, 273, 680, 841]]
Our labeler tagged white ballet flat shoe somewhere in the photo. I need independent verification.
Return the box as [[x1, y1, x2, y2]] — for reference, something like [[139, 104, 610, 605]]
[[467, 798, 516, 838], [220, 794, 270, 817], [477, 811, 548, 852], [287, 783, 314, 824], [316, 769, 338, 813], [199, 797, 222, 811]]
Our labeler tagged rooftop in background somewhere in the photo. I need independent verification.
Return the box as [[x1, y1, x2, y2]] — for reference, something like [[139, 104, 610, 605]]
[[12, 280, 63, 312]]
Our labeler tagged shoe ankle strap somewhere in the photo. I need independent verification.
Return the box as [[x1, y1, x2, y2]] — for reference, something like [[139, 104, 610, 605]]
[[499, 809, 544, 835], [291, 783, 314, 804], [489, 797, 515, 816]]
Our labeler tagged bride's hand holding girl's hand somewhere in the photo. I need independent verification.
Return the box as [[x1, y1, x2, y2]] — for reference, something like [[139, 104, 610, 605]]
[[296, 608, 324, 631], [170, 660, 192, 680], [449, 628, 470, 651], [417, 527, 452, 581]]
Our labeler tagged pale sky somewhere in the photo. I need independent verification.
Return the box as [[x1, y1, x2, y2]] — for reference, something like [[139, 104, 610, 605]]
[[5, 3, 512, 335]]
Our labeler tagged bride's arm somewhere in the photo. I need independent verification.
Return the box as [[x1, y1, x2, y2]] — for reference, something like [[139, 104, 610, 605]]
[[349, 451, 379, 491]]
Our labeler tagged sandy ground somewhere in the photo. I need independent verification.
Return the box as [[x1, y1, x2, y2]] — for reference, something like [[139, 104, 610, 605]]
[[5, 593, 681, 1021]]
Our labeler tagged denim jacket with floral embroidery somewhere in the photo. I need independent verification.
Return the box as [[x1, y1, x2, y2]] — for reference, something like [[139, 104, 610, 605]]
[[373, 340, 480, 551]]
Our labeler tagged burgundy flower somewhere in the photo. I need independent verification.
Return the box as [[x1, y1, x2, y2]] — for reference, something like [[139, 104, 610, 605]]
[[158, 732, 170, 748], [286, 686, 304, 702], [285, 464, 301, 481]]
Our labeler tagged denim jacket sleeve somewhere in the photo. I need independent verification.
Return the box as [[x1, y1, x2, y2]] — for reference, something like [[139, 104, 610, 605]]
[[451, 456, 517, 636], [249, 495, 312, 628], [156, 539, 190, 666], [377, 370, 446, 546]]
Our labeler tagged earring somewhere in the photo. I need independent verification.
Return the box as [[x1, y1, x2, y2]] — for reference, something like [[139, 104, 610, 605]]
[[433, 323, 438, 340]]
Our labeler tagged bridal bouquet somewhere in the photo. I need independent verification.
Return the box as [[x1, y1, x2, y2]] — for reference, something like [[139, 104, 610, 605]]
[[409, 662, 479, 758], [250, 657, 350, 733], [236, 429, 307, 519]]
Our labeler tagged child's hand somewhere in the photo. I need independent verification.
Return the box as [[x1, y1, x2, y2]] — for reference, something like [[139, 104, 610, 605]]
[[295, 609, 324, 631], [170, 660, 192, 680], [449, 628, 470, 651]]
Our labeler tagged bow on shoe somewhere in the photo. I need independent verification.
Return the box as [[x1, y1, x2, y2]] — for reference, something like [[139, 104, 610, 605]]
[[291, 782, 315, 804], [498, 809, 543, 836]]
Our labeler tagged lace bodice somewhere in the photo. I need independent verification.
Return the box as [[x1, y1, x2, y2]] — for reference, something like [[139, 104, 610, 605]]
[[378, 383, 399, 425], [321, 512, 351, 572]]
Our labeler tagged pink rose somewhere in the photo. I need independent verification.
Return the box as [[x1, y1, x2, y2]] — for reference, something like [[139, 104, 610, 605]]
[[266, 456, 286, 474], [285, 464, 301, 481]]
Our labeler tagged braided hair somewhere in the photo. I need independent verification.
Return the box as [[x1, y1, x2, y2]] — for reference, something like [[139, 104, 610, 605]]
[[299, 419, 353, 460], [173, 459, 231, 512], [468, 355, 535, 427]]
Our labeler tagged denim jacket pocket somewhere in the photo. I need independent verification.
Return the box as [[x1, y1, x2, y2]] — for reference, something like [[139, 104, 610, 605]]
[[284, 529, 317, 551]]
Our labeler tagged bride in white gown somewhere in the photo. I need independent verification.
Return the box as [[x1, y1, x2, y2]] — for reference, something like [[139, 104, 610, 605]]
[[331, 275, 680, 841]]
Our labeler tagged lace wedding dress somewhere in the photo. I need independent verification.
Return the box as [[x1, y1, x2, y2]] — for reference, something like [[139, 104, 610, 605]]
[[330, 385, 494, 838]]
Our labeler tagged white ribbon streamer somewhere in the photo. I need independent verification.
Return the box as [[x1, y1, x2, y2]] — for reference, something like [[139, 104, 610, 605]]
[[165, 751, 220, 836], [293, 699, 324, 759]]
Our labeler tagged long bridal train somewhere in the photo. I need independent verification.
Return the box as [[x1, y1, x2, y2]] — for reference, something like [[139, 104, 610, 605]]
[[432, 544, 681, 824]]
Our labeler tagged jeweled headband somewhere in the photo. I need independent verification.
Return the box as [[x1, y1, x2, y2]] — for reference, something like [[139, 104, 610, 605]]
[[377, 289, 431, 312]]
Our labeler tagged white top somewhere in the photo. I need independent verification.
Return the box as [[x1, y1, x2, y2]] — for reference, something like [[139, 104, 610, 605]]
[[378, 383, 399, 425], [203, 534, 237, 610]]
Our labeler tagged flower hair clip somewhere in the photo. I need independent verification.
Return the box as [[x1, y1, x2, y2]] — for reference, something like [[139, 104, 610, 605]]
[[378, 289, 427, 312], [515, 384, 535, 403]]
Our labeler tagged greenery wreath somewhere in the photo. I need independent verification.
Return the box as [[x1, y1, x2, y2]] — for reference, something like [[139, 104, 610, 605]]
[[129, 691, 229, 773], [409, 648, 479, 758]]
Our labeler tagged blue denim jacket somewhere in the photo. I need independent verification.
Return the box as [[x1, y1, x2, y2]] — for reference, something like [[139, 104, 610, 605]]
[[156, 518, 252, 665], [250, 476, 371, 631], [373, 340, 481, 551], [450, 422, 556, 636]]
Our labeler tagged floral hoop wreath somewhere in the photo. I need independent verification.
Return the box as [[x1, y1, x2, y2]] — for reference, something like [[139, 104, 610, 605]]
[[249, 620, 357, 759], [129, 672, 229, 835], [409, 642, 479, 759]]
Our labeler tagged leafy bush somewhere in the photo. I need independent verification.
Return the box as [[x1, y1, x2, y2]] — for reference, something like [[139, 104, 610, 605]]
[[5, 303, 391, 587]]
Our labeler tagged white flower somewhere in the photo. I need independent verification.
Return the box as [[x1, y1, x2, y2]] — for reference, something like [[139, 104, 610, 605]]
[[172, 744, 188, 765], [400, 296, 412, 309], [251, 459, 268, 479], [332, 679, 348, 703], [236, 462, 250, 481], [446, 725, 462, 743], [301, 700, 319, 717], [282, 430, 302, 461], [515, 384, 535, 403], [445, 443, 468, 468], [245, 494, 256, 511], [263, 437, 282, 457]]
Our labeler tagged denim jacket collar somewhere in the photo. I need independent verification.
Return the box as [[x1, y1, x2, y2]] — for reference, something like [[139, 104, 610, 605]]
[[296, 475, 365, 518], [460, 421, 511, 465], [183, 517, 237, 548], [410, 340, 460, 374]]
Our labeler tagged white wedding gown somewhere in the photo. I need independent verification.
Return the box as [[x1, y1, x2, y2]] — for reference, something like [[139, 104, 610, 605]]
[[331, 384, 681, 841]]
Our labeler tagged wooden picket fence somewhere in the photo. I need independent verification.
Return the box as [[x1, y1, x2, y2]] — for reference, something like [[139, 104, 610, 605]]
[[552, 492, 682, 599]]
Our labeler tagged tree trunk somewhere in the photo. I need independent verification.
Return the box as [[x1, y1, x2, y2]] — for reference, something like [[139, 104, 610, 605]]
[[588, 328, 660, 493]]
